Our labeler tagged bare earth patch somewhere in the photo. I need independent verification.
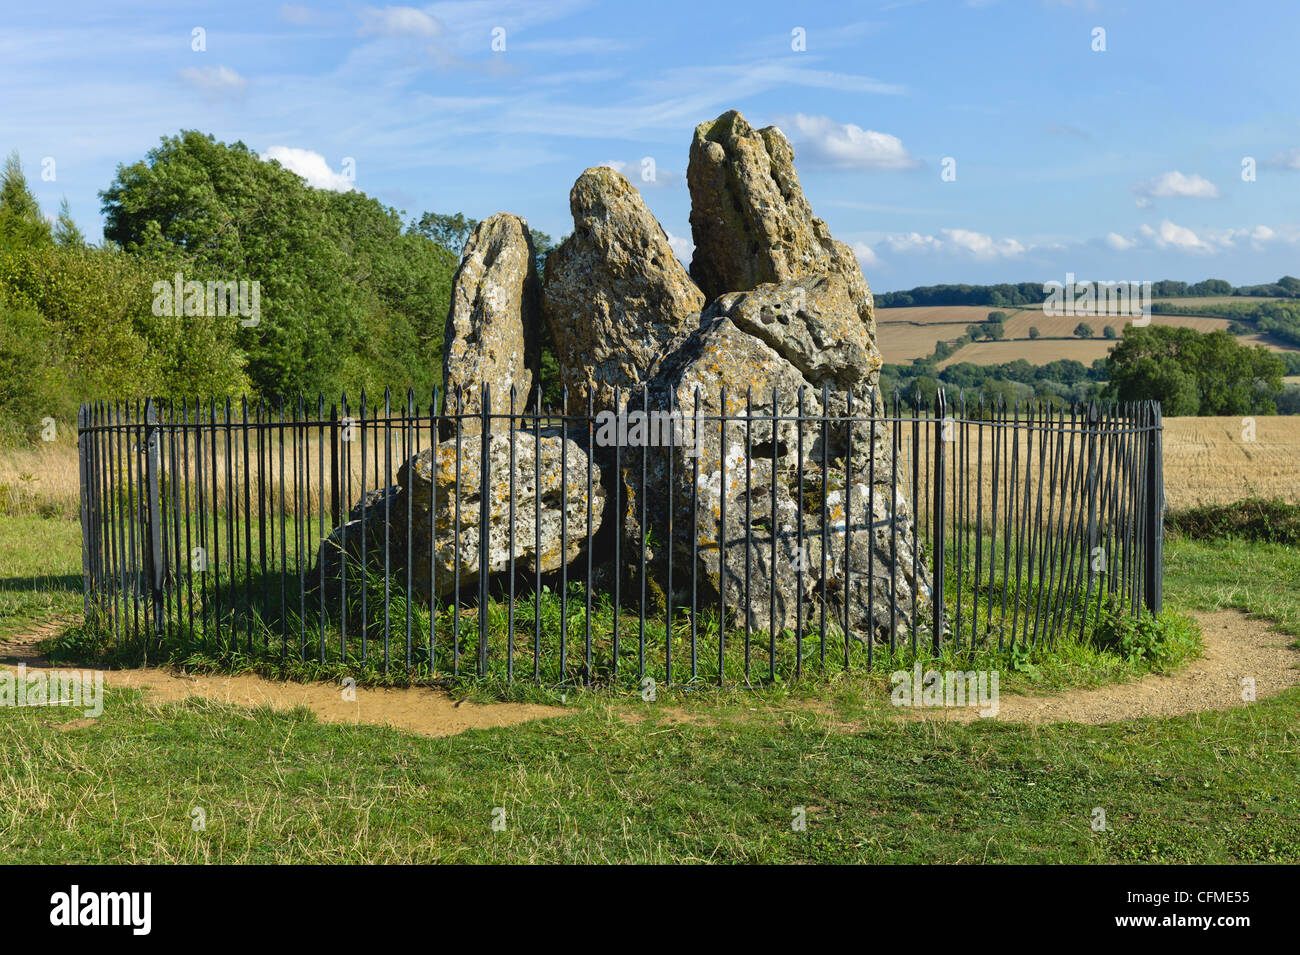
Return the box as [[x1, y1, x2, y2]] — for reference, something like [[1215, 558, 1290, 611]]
[[2, 610, 1295, 734], [1, 633, 565, 737], [908, 610, 1300, 725]]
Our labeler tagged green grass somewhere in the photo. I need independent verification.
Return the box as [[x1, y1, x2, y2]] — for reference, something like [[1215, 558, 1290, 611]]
[[1, 678, 1296, 863], [0, 514, 82, 638], [1, 512, 1297, 863]]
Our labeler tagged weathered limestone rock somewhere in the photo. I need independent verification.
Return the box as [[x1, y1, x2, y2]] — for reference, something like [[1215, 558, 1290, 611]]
[[400, 429, 605, 595], [311, 430, 605, 602], [442, 213, 541, 429], [542, 166, 704, 415], [687, 110, 875, 328], [622, 275, 929, 642]]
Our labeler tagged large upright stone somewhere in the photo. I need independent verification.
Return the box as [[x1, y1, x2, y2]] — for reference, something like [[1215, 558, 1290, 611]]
[[442, 213, 540, 429], [622, 274, 929, 644], [687, 110, 874, 328], [542, 166, 704, 416]]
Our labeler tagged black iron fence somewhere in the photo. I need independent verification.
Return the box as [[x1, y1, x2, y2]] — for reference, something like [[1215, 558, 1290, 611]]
[[75, 388, 1164, 685]]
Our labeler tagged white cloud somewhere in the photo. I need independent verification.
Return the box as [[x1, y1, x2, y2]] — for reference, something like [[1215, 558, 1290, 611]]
[[1133, 170, 1220, 206], [880, 228, 1024, 260], [1109, 222, 1296, 254], [1139, 220, 1212, 253], [262, 147, 355, 191], [852, 241, 881, 268], [179, 65, 247, 96], [358, 5, 442, 39], [665, 230, 693, 267], [771, 114, 917, 170]]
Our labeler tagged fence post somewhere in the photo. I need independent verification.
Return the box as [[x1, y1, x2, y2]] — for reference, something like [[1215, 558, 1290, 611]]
[[931, 388, 946, 653], [77, 405, 92, 620], [143, 398, 166, 639], [1143, 401, 1163, 615], [479, 383, 492, 676], [329, 406, 341, 529]]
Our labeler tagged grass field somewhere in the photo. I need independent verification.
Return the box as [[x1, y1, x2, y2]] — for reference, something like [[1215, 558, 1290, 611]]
[[0, 512, 1297, 862], [2, 422, 1299, 863], [875, 300, 1300, 368]]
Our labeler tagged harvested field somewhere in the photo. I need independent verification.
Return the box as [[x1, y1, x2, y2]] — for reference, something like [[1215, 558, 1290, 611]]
[[936, 338, 1115, 368], [1162, 415, 1300, 507]]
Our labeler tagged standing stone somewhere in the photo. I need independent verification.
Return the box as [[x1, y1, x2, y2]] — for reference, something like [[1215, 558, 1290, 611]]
[[622, 275, 930, 644], [542, 166, 704, 416], [687, 110, 874, 328], [442, 213, 540, 430]]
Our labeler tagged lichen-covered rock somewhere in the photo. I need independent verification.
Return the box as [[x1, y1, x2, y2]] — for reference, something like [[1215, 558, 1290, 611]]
[[542, 166, 704, 415], [400, 429, 604, 595], [311, 430, 605, 602], [687, 110, 875, 328], [621, 275, 929, 643], [442, 213, 541, 429]]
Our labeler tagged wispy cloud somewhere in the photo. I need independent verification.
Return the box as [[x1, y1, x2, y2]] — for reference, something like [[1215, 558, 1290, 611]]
[[1133, 170, 1220, 207], [881, 228, 1026, 260], [179, 65, 247, 98], [772, 114, 917, 170]]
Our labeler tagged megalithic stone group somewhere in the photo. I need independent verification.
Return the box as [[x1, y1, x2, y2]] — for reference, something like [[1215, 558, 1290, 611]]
[[315, 109, 932, 644]]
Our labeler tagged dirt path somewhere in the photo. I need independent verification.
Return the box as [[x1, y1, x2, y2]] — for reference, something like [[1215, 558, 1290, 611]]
[[2, 610, 1296, 734], [907, 610, 1300, 725], [0, 626, 564, 738]]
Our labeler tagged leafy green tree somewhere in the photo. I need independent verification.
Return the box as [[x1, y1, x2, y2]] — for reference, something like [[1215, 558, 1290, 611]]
[[1028, 326, 1040, 339], [1106, 324, 1284, 415], [1074, 322, 1094, 338], [101, 131, 456, 399], [988, 321, 1006, 341], [0, 152, 52, 250], [1102, 325, 1117, 339], [408, 211, 478, 255], [52, 198, 86, 248]]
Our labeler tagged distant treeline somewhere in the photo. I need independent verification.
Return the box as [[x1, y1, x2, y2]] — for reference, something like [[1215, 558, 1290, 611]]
[[1152, 299, 1300, 352], [877, 277, 1300, 308]]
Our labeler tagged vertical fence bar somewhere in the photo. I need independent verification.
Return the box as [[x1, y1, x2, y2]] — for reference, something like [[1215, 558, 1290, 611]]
[[143, 399, 165, 644], [931, 389, 945, 653], [1144, 402, 1164, 615]]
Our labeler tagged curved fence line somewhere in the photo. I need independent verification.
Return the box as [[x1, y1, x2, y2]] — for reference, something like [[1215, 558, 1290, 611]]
[[75, 388, 1164, 686]]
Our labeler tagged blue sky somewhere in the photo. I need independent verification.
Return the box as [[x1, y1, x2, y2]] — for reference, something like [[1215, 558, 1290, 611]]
[[4, 0, 1299, 291]]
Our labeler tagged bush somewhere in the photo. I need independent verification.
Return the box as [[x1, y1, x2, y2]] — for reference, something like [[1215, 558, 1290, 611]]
[[1164, 498, 1300, 545], [1093, 604, 1197, 667], [0, 291, 72, 444]]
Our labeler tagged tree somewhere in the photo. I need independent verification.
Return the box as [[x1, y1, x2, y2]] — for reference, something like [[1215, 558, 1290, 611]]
[[52, 198, 86, 248], [1028, 326, 1040, 339], [988, 321, 1006, 341], [408, 211, 477, 256], [101, 131, 457, 399], [987, 311, 1007, 323], [1105, 324, 1284, 415], [1102, 325, 1117, 339], [0, 152, 52, 250], [1074, 322, 1094, 338]]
